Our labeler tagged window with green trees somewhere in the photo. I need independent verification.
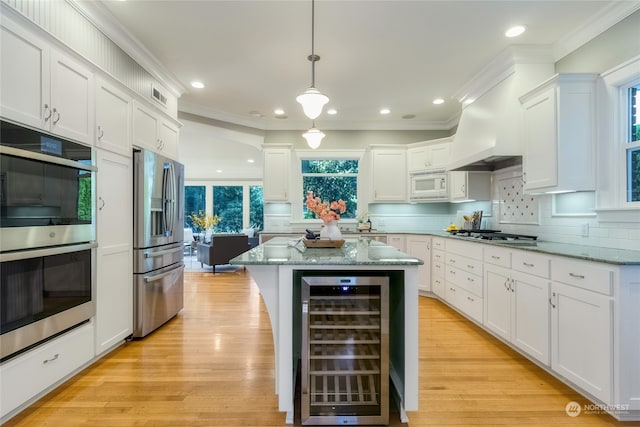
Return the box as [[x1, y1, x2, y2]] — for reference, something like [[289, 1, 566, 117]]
[[249, 185, 264, 229], [301, 159, 358, 219], [213, 186, 243, 232], [185, 186, 206, 229], [628, 84, 640, 202]]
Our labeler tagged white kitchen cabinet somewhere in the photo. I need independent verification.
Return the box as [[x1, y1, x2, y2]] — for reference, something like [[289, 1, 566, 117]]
[[386, 234, 406, 252], [407, 142, 450, 172], [263, 147, 291, 202], [95, 149, 133, 356], [95, 76, 132, 156], [519, 74, 597, 193], [550, 281, 612, 403], [443, 239, 483, 323], [370, 148, 407, 202], [448, 171, 491, 202], [133, 101, 180, 159], [0, 16, 94, 144], [406, 235, 431, 293], [431, 237, 446, 298], [0, 322, 94, 419]]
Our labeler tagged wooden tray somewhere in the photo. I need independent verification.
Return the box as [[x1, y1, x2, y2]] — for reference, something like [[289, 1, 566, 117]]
[[302, 238, 345, 248]]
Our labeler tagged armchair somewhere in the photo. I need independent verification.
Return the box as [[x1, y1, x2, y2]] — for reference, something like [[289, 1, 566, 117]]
[[197, 234, 250, 273]]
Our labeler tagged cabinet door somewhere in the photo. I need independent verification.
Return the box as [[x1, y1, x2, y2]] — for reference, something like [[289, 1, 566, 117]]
[[483, 264, 511, 341], [407, 146, 428, 172], [0, 17, 49, 129], [511, 271, 550, 365], [96, 77, 131, 156], [448, 171, 467, 200], [406, 235, 430, 293], [387, 234, 405, 251], [159, 119, 179, 159], [263, 148, 291, 201], [95, 150, 133, 355], [522, 86, 557, 191], [428, 144, 450, 170], [551, 282, 612, 402], [133, 101, 159, 151], [371, 149, 406, 201], [49, 48, 94, 144]]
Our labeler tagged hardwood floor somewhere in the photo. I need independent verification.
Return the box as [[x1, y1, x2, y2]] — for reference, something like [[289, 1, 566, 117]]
[[3, 268, 631, 426]]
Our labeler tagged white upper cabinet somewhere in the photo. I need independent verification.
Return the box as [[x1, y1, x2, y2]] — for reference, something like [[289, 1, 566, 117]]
[[448, 171, 491, 202], [407, 141, 450, 172], [1, 17, 94, 144], [96, 77, 132, 156], [370, 147, 407, 202], [133, 100, 179, 159], [519, 74, 597, 193], [263, 147, 291, 202]]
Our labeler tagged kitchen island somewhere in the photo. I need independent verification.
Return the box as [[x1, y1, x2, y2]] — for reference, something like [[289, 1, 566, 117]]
[[231, 237, 423, 424]]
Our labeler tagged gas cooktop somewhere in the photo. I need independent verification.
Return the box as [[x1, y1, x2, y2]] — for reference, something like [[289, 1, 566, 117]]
[[450, 229, 538, 242]]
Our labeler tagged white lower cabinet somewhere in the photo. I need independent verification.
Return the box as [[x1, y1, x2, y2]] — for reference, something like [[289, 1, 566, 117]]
[[0, 322, 94, 419], [443, 239, 483, 322], [406, 235, 431, 293], [550, 272, 613, 403], [431, 238, 446, 298]]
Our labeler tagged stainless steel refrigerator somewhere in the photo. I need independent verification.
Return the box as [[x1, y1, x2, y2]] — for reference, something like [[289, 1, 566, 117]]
[[132, 149, 185, 338]]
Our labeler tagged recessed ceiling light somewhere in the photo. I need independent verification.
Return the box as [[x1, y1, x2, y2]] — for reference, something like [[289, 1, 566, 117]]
[[274, 108, 285, 115], [462, 98, 475, 106], [247, 159, 255, 163], [327, 108, 337, 115], [433, 98, 445, 105], [191, 81, 204, 89], [505, 25, 526, 38], [216, 169, 223, 173], [380, 108, 391, 115]]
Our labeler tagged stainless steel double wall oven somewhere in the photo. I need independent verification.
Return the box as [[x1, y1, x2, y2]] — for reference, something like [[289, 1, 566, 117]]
[[0, 120, 96, 361]]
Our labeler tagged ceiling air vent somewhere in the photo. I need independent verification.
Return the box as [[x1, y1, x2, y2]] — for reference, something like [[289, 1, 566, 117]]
[[151, 84, 168, 107]]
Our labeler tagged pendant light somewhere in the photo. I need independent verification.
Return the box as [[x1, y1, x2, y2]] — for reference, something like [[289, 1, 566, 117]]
[[296, 0, 329, 120], [302, 122, 325, 149]]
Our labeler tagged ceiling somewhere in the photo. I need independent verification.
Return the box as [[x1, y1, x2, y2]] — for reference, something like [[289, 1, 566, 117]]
[[85, 0, 630, 131]]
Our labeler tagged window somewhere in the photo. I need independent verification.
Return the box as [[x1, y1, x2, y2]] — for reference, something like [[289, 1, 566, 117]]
[[249, 185, 264, 229], [213, 186, 243, 232], [627, 83, 640, 202], [185, 186, 206, 229], [301, 159, 358, 219]]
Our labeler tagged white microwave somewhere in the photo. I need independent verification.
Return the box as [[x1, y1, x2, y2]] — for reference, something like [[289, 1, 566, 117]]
[[410, 171, 448, 201]]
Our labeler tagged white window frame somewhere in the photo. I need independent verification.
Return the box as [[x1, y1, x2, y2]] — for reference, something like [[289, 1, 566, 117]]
[[291, 149, 366, 226], [597, 56, 640, 219]]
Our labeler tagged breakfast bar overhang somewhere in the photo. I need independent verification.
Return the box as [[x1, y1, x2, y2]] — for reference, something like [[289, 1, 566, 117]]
[[231, 237, 422, 424]]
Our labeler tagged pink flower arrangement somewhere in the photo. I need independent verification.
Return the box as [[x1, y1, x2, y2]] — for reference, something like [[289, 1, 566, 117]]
[[305, 191, 347, 224]]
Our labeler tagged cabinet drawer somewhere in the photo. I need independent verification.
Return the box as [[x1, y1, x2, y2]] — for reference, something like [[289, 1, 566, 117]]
[[446, 266, 482, 297], [446, 253, 483, 276], [484, 246, 511, 268], [1, 322, 94, 418], [512, 251, 550, 278], [551, 258, 613, 296], [432, 237, 446, 251], [445, 239, 482, 260], [432, 276, 444, 298], [432, 259, 445, 278], [445, 283, 482, 323], [432, 250, 445, 264]]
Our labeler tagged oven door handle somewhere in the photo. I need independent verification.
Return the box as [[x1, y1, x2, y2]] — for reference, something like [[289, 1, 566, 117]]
[[143, 264, 185, 283], [143, 246, 183, 258], [0, 145, 96, 172], [0, 241, 98, 262]]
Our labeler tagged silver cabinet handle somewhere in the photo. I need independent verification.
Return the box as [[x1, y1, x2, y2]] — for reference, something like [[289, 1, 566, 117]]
[[467, 264, 474, 269], [467, 277, 474, 282], [491, 255, 501, 260], [52, 107, 60, 124], [98, 196, 105, 211], [467, 296, 474, 302], [43, 353, 59, 364], [449, 270, 456, 275], [569, 272, 585, 279], [523, 262, 534, 267], [97, 125, 104, 140], [43, 103, 52, 121], [549, 291, 556, 308]]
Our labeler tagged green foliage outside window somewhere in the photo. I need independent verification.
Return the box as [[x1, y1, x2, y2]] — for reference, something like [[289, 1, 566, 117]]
[[249, 186, 264, 229], [630, 148, 640, 202], [77, 173, 91, 222], [302, 160, 358, 219], [185, 186, 206, 229], [213, 186, 243, 232]]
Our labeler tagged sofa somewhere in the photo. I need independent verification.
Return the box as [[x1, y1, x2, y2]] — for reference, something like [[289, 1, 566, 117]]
[[197, 234, 250, 272]]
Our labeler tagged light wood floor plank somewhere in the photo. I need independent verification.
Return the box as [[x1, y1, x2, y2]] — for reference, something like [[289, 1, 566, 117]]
[[3, 268, 630, 426]]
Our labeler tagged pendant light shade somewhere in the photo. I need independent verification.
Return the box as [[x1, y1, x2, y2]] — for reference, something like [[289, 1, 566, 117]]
[[302, 125, 325, 149], [296, 87, 329, 120], [297, 0, 329, 120]]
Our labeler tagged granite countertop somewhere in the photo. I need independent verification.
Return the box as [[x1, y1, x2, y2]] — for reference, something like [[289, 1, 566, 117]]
[[231, 236, 424, 266]]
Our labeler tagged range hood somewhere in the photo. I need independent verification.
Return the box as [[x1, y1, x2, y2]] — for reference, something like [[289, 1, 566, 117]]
[[448, 47, 554, 172]]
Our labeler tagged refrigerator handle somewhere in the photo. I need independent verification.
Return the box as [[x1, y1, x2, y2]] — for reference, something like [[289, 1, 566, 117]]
[[143, 264, 185, 282], [144, 246, 184, 258], [168, 162, 177, 236]]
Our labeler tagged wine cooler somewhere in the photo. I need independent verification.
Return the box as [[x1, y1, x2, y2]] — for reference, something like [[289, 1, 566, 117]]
[[301, 275, 389, 425]]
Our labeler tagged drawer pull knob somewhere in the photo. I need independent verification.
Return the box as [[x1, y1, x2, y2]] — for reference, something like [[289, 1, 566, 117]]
[[491, 255, 500, 259], [467, 264, 474, 269], [467, 296, 474, 302], [467, 277, 474, 282], [523, 262, 534, 267], [569, 273, 585, 279], [43, 353, 59, 364]]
